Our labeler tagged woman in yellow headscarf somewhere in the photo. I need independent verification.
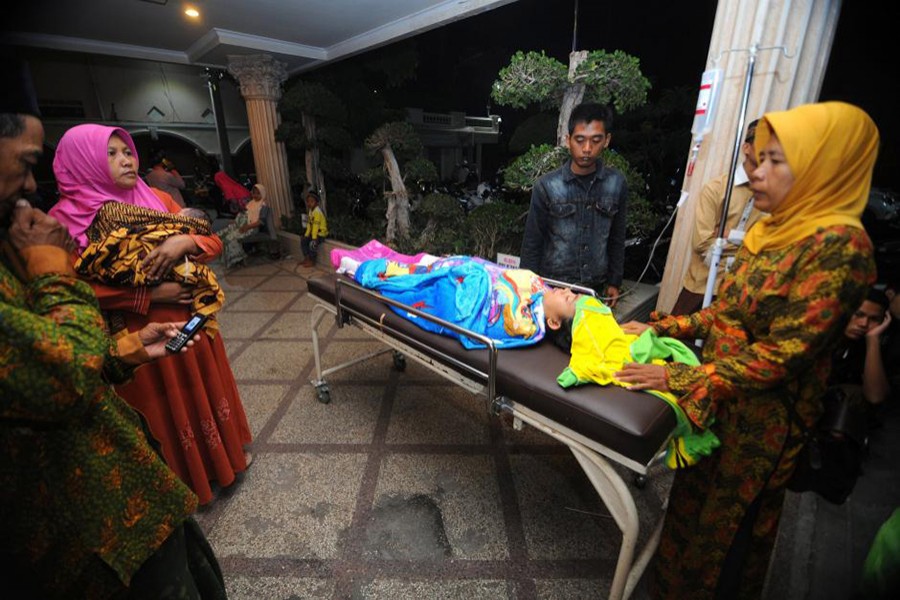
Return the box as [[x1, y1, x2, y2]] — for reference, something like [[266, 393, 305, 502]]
[[616, 102, 879, 599]]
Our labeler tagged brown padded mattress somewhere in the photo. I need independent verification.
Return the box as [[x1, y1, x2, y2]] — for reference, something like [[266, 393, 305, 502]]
[[307, 275, 676, 468]]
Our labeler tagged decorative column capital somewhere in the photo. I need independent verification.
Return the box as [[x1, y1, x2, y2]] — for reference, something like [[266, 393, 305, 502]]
[[227, 54, 288, 101]]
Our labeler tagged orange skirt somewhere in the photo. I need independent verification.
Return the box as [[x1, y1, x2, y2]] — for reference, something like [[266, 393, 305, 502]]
[[116, 303, 251, 504]]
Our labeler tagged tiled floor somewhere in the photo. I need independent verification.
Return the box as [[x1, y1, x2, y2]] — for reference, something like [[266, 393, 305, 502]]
[[197, 255, 900, 599], [194, 256, 673, 599]]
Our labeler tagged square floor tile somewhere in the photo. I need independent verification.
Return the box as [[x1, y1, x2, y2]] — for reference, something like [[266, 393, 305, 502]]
[[372, 454, 508, 560], [208, 452, 368, 559], [509, 454, 613, 560], [227, 576, 333, 600], [217, 311, 278, 339], [217, 275, 268, 292], [534, 578, 610, 599], [237, 383, 290, 439], [386, 385, 490, 446], [230, 340, 312, 380], [357, 579, 512, 599], [227, 291, 302, 312], [255, 275, 308, 291], [271, 385, 383, 444], [262, 312, 317, 339]]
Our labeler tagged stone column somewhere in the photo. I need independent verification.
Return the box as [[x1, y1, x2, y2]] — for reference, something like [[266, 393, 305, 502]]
[[657, 0, 842, 312], [227, 54, 292, 227]]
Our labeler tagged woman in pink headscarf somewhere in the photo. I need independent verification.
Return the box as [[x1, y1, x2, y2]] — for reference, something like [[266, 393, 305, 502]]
[[50, 124, 252, 505]]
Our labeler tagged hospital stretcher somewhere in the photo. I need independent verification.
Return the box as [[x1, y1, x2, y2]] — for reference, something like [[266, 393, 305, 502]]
[[307, 274, 674, 600]]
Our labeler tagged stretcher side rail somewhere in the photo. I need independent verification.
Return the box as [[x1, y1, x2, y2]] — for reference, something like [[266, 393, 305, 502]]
[[306, 275, 674, 599], [333, 276, 499, 404]]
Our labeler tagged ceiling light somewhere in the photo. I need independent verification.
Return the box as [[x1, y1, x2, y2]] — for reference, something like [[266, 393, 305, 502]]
[[185, 7, 200, 18]]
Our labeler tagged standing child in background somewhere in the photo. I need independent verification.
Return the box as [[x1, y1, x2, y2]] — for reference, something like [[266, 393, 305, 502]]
[[302, 190, 328, 267]]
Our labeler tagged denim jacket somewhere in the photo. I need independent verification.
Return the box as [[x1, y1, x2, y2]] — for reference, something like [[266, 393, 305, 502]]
[[520, 158, 628, 287]]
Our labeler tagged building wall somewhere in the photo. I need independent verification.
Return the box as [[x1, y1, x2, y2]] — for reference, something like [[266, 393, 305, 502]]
[[25, 49, 250, 155]]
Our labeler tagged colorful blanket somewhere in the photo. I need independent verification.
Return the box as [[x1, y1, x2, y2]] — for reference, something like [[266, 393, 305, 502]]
[[331, 239, 438, 276], [557, 296, 720, 468], [354, 255, 548, 349], [75, 202, 224, 335]]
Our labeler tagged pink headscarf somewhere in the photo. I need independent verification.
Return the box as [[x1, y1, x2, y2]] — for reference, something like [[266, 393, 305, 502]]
[[50, 124, 167, 250]]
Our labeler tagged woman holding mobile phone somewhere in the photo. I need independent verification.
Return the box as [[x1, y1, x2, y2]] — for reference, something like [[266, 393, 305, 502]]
[[50, 124, 252, 505]]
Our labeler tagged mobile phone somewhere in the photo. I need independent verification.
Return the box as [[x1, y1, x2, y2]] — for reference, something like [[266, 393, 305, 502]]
[[165, 313, 209, 353]]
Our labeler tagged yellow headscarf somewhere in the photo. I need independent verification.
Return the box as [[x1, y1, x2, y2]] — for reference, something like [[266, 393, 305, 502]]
[[743, 102, 879, 254]]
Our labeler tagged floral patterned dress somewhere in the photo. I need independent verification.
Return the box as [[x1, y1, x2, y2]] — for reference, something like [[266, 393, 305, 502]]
[[0, 247, 197, 597], [650, 225, 875, 599]]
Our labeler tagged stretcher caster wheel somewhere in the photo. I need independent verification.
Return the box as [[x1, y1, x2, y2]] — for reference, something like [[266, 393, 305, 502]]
[[632, 473, 647, 489], [392, 351, 407, 372], [316, 385, 331, 404]]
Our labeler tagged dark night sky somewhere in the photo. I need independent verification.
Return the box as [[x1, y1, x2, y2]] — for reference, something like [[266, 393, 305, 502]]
[[373, 0, 898, 192]]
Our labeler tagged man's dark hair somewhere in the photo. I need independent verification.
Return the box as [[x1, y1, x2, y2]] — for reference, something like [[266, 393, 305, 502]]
[[867, 286, 889, 309], [150, 149, 167, 166], [568, 103, 615, 135], [744, 119, 760, 144], [306, 190, 320, 203], [0, 113, 26, 138], [545, 317, 574, 354]]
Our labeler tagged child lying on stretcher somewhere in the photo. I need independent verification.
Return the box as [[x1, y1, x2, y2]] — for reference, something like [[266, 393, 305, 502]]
[[355, 254, 718, 467], [354, 254, 556, 349], [544, 291, 719, 468], [74, 201, 224, 333]]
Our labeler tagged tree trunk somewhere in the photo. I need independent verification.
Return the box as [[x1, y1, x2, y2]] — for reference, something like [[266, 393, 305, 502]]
[[381, 145, 410, 242], [302, 113, 327, 212], [556, 50, 589, 146]]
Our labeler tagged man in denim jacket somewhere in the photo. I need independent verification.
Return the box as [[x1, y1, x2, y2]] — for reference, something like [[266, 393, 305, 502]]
[[520, 103, 627, 306]]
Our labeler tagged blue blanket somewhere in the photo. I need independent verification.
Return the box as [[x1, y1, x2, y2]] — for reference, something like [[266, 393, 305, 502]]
[[354, 256, 547, 349]]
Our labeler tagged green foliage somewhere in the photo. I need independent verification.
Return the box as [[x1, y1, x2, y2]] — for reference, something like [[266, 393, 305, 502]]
[[403, 156, 438, 184], [491, 49, 650, 115], [411, 193, 467, 255], [465, 201, 527, 260], [275, 121, 310, 150], [577, 50, 651, 114], [491, 51, 568, 110], [602, 151, 659, 238], [365, 122, 423, 158], [326, 213, 380, 247], [359, 166, 386, 187], [501, 144, 569, 190]]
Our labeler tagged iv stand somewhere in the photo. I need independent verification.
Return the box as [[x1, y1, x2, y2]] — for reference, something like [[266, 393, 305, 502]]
[[701, 43, 794, 309], [702, 44, 757, 308]]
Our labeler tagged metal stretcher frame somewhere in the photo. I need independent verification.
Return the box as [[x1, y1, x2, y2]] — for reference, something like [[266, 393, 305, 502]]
[[308, 277, 668, 600]]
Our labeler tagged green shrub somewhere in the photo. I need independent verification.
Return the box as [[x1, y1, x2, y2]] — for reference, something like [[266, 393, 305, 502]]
[[465, 201, 528, 261], [410, 192, 467, 255]]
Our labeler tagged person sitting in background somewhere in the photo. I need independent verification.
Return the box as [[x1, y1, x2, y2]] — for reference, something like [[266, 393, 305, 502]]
[[49, 123, 252, 506], [301, 190, 328, 267], [216, 182, 268, 268], [0, 60, 225, 599], [825, 288, 892, 435], [672, 119, 765, 315], [883, 278, 900, 399], [829, 288, 892, 406], [144, 151, 187, 208], [213, 169, 251, 215]]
